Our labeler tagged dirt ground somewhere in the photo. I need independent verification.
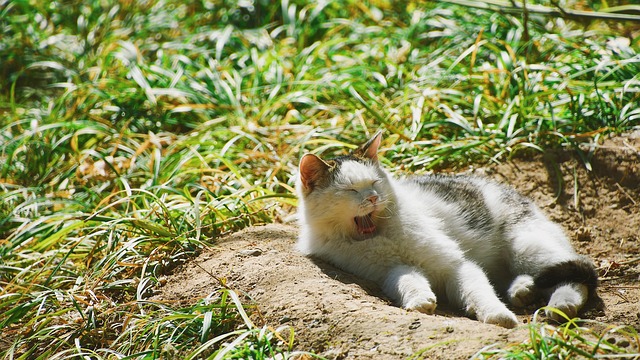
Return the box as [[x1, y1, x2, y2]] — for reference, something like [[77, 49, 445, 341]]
[[155, 131, 640, 359]]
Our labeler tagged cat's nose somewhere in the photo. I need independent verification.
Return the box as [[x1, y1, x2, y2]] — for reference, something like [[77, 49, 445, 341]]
[[366, 194, 379, 204]]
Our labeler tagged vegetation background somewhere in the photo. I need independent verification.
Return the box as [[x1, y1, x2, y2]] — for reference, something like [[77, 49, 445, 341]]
[[1, 0, 639, 358]]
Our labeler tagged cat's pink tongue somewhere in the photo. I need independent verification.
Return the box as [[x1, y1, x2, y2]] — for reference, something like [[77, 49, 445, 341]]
[[354, 214, 376, 234]]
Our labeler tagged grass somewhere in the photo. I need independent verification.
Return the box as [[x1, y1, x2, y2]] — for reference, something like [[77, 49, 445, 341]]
[[1, 0, 639, 358], [473, 308, 640, 359]]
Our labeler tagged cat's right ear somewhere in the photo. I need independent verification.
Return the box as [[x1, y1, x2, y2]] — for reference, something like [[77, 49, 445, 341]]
[[299, 154, 331, 191], [355, 130, 383, 161]]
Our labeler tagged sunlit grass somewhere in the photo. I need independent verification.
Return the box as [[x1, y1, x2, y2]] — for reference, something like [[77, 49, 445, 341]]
[[1, 0, 639, 358], [473, 308, 640, 359]]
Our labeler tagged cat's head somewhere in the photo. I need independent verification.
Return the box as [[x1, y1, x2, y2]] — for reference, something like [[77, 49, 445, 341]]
[[296, 131, 392, 241]]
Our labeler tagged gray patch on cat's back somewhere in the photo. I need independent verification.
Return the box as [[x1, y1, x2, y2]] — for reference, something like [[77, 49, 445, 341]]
[[498, 186, 535, 222], [409, 174, 495, 232]]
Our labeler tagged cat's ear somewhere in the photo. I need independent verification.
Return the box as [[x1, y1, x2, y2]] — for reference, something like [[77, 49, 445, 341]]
[[355, 130, 383, 161], [299, 154, 331, 191]]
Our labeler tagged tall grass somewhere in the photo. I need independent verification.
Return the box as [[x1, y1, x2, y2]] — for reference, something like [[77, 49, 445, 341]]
[[1, 0, 639, 358]]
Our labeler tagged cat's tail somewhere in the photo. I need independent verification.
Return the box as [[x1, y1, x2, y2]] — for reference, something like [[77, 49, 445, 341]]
[[533, 257, 605, 313]]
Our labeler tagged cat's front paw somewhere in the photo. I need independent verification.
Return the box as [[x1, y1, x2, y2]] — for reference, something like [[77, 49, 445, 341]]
[[507, 275, 537, 308], [479, 308, 519, 329], [404, 294, 437, 315]]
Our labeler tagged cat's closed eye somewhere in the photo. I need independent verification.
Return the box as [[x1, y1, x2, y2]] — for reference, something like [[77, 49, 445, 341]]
[[345, 180, 379, 193]]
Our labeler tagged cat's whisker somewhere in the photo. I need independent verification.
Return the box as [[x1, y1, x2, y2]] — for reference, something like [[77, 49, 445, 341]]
[[378, 204, 397, 218]]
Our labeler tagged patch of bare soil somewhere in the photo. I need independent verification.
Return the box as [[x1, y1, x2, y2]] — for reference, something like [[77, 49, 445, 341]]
[[155, 131, 640, 359]]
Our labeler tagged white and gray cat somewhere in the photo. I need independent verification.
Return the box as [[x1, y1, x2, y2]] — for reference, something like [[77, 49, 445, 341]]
[[296, 131, 601, 328]]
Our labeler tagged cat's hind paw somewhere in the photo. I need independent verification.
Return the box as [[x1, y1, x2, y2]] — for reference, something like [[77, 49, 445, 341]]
[[546, 283, 588, 322], [507, 275, 537, 308], [545, 303, 578, 322], [404, 294, 437, 315]]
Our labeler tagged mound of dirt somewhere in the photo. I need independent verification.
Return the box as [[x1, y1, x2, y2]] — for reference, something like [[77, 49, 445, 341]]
[[155, 131, 640, 359]]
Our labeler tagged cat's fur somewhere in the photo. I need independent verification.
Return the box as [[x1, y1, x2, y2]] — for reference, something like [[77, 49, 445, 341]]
[[296, 132, 601, 328]]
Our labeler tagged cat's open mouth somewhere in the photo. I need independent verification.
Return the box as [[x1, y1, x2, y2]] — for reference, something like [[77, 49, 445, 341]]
[[354, 212, 376, 237]]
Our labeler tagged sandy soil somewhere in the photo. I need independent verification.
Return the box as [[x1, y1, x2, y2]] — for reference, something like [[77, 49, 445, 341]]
[[155, 131, 640, 359]]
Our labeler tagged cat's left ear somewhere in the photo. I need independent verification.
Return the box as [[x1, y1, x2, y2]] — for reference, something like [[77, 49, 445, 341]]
[[299, 154, 331, 191], [355, 130, 383, 161]]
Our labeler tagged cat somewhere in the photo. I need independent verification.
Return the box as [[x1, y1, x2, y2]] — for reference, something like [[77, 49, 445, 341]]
[[295, 131, 601, 328]]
